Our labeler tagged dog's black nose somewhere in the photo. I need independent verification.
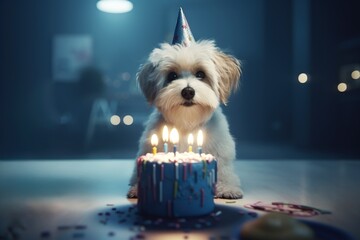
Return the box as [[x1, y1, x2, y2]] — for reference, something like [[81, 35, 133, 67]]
[[181, 87, 195, 100]]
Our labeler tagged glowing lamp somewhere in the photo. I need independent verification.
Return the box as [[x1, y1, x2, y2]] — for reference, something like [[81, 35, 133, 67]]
[[97, 0, 133, 14]]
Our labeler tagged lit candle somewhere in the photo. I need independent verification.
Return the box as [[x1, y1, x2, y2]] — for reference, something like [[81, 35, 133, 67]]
[[163, 125, 169, 153], [197, 130, 203, 155], [151, 134, 158, 155], [188, 133, 194, 152], [170, 128, 179, 155]]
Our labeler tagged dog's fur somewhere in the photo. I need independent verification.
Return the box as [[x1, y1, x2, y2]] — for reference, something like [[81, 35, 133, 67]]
[[127, 40, 243, 199]]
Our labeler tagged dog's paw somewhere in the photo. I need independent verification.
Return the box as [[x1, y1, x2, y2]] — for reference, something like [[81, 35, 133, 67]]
[[126, 185, 138, 198], [215, 184, 243, 199]]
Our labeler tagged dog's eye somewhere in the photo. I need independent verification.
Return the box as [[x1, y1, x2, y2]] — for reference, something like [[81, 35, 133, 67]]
[[195, 71, 206, 79], [166, 72, 178, 82]]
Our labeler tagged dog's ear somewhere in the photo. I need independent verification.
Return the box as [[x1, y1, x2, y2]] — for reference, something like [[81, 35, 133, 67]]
[[213, 51, 241, 105], [136, 62, 157, 104]]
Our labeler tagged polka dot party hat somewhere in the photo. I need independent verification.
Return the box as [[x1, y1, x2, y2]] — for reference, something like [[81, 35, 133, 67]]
[[172, 7, 195, 46]]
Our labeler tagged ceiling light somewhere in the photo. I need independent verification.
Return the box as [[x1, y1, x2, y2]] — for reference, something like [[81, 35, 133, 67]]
[[97, 0, 133, 14]]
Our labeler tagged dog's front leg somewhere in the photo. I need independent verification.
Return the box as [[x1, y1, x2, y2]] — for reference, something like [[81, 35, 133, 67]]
[[127, 165, 138, 198], [215, 160, 243, 199], [213, 139, 243, 199], [126, 122, 154, 198]]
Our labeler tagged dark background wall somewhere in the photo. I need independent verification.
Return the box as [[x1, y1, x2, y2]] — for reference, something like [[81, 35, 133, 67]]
[[0, 0, 359, 159], [310, 0, 360, 152]]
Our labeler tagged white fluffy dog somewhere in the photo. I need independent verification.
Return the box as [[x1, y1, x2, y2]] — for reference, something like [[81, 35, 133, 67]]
[[127, 40, 243, 199]]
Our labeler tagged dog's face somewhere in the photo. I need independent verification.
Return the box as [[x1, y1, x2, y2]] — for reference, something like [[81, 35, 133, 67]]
[[137, 40, 241, 131]]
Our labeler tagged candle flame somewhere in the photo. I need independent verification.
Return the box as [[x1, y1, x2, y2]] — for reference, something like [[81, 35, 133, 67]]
[[188, 133, 194, 145], [170, 128, 179, 144], [151, 134, 158, 146], [197, 130, 203, 147], [162, 125, 169, 142]]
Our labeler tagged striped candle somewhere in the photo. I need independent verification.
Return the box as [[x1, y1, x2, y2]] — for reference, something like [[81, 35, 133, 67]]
[[163, 125, 169, 153]]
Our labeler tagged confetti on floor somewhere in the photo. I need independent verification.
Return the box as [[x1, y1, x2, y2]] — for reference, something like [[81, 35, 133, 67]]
[[95, 203, 257, 239], [244, 201, 331, 217], [33, 203, 257, 240]]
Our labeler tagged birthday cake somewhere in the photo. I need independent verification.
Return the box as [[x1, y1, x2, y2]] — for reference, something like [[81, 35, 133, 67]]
[[137, 152, 217, 217]]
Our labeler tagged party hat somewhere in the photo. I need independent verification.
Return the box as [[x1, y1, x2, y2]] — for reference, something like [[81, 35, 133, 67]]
[[172, 7, 195, 46]]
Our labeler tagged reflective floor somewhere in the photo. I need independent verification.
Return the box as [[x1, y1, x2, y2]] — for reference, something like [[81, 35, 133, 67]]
[[0, 159, 359, 239]]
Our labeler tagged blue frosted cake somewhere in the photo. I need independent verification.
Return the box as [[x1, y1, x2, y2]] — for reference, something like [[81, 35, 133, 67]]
[[137, 152, 217, 217]]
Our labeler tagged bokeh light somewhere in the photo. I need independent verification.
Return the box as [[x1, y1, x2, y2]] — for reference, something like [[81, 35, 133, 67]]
[[123, 115, 134, 125], [337, 83, 347, 92], [110, 115, 121, 125], [351, 70, 360, 80], [121, 72, 131, 81], [298, 73, 308, 84]]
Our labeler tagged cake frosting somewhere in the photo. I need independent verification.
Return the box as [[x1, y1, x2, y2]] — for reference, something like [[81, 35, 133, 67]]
[[137, 152, 217, 217]]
